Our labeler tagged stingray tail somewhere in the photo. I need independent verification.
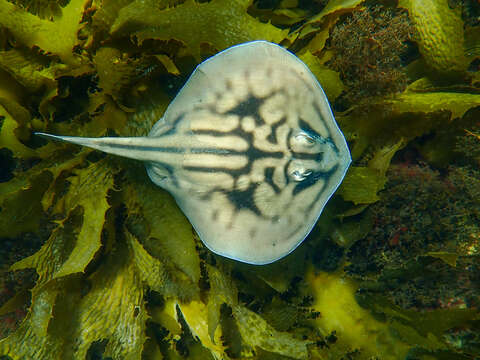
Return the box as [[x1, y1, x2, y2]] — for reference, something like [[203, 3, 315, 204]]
[[35, 132, 159, 162]]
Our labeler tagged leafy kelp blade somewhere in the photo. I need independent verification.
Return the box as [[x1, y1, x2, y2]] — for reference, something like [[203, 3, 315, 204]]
[[0, 0, 90, 64], [125, 180, 200, 293], [66, 246, 147, 360], [11, 160, 114, 281], [399, 0, 469, 77], [232, 305, 310, 359], [0, 49, 57, 92], [0, 104, 35, 158], [110, 0, 289, 59]]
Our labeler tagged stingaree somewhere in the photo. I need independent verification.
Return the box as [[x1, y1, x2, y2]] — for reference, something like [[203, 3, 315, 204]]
[[37, 41, 351, 264]]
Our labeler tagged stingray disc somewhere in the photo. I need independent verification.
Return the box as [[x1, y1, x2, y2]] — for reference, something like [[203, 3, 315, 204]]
[[36, 41, 351, 265]]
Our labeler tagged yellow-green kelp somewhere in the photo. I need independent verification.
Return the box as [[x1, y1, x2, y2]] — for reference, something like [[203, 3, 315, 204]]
[[0, 0, 479, 359], [399, 0, 470, 78]]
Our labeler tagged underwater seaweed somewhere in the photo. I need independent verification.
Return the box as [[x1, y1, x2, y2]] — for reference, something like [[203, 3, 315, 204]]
[[328, 5, 415, 104], [8, 0, 69, 19], [0, 0, 479, 359], [399, 0, 471, 80], [345, 134, 480, 356]]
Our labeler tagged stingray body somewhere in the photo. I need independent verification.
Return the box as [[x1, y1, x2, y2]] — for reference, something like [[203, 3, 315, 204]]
[[37, 41, 351, 265]]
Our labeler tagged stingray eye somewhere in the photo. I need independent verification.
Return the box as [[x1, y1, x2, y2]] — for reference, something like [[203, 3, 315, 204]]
[[290, 169, 313, 182], [295, 132, 315, 147]]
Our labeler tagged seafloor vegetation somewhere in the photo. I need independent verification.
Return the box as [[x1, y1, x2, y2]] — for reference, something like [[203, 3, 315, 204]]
[[0, 0, 479, 359]]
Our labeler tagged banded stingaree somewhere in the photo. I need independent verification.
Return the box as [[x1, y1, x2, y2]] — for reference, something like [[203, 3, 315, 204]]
[[37, 41, 351, 264]]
